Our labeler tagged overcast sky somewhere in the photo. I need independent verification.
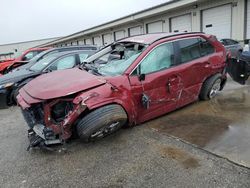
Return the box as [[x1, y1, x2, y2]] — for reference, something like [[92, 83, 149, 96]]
[[0, 0, 169, 45]]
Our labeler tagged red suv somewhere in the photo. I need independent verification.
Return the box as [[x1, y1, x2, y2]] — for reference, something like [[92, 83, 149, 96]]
[[0, 47, 50, 74], [17, 32, 227, 148]]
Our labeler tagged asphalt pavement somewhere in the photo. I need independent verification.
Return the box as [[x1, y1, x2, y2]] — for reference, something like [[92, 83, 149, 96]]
[[0, 79, 249, 188]]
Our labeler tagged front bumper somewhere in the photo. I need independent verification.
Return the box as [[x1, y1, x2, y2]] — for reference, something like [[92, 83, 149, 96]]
[[27, 124, 62, 149], [0, 88, 9, 109]]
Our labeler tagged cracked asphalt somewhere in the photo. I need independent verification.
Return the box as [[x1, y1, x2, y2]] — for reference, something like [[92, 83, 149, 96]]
[[0, 79, 250, 188]]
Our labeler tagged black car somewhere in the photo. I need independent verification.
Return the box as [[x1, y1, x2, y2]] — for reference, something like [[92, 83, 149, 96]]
[[0, 50, 96, 108], [7, 45, 98, 72]]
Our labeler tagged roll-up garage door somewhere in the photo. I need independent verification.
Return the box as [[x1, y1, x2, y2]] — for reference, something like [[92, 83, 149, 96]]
[[102, 33, 113, 46], [246, 0, 250, 39], [78, 40, 84, 45], [170, 14, 192, 32], [202, 4, 232, 39], [85, 38, 92, 45], [93, 36, 102, 46], [114, 30, 125, 41], [146, 21, 163, 33], [128, 26, 142, 36]]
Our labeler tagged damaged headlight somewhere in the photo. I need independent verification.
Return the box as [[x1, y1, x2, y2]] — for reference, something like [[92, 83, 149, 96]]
[[0, 82, 14, 89]]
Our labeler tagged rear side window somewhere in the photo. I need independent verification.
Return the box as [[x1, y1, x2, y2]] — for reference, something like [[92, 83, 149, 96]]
[[178, 38, 201, 63], [199, 38, 214, 56]]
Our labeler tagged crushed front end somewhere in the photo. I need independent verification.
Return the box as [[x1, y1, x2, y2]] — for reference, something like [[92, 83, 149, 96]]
[[17, 88, 88, 150]]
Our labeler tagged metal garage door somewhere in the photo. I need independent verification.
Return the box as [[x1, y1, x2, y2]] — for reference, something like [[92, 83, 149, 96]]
[[93, 36, 102, 46], [102, 33, 113, 46], [246, 0, 250, 39], [128, 26, 142, 36], [146, 21, 163, 33], [170, 14, 192, 32], [202, 4, 232, 39], [114, 30, 125, 41], [85, 38, 92, 45], [78, 40, 84, 45]]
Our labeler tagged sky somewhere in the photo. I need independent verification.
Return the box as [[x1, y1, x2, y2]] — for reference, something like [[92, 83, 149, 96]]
[[0, 0, 169, 45]]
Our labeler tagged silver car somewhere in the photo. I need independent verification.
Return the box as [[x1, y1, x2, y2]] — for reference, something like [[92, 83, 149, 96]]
[[220, 38, 243, 58]]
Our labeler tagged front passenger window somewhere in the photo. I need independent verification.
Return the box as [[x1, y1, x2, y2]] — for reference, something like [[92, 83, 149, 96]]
[[139, 42, 174, 74], [49, 55, 76, 71]]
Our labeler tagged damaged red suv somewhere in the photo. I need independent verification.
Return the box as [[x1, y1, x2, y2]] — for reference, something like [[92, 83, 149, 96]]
[[17, 32, 227, 149]]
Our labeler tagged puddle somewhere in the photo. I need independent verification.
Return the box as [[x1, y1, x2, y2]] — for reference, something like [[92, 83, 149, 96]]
[[159, 145, 200, 169], [148, 81, 250, 168]]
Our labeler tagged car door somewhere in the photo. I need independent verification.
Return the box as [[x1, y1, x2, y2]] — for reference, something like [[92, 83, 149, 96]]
[[227, 52, 250, 85], [129, 41, 183, 123], [174, 37, 213, 107]]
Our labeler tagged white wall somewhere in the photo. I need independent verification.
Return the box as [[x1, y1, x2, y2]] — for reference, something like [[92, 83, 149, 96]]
[[0, 37, 59, 59], [45, 0, 246, 47]]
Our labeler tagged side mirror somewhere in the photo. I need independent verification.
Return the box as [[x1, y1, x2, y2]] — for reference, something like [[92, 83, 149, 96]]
[[139, 73, 145, 81]]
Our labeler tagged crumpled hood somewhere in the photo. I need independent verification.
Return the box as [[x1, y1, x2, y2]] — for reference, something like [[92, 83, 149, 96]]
[[23, 68, 106, 100]]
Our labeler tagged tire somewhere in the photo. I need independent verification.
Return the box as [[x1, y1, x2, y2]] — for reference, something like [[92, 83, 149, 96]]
[[199, 74, 222, 101], [76, 104, 127, 142]]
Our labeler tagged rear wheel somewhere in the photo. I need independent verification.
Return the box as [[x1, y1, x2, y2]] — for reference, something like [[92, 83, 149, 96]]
[[199, 74, 222, 100], [76, 104, 127, 142]]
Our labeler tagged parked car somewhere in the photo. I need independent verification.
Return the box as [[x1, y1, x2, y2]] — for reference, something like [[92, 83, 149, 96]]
[[219, 38, 243, 58], [17, 32, 229, 149], [0, 50, 96, 108], [6, 45, 98, 73], [0, 47, 50, 74]]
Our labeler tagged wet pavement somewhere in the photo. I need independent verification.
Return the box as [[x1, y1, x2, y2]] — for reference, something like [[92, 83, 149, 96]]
[[148, 79, 250, 168]]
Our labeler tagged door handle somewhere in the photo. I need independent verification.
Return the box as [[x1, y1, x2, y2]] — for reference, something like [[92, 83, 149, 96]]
[[205, 61, 211, 67], [167, 81, 171, 93], [169, 74, 180, 82]]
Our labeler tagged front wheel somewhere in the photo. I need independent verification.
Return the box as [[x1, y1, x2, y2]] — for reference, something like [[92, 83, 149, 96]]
[[76, 104, 127, 142]]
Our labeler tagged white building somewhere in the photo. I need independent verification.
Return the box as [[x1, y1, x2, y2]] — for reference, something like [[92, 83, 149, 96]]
[[0, 37, 59, 59], [38, 0, 249, 48]]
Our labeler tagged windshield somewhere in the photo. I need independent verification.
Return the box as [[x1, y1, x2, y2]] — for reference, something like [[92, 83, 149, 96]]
[[98, 53, 141, 76], [29, 54, 58, 71], [86, 42, 145, 76]]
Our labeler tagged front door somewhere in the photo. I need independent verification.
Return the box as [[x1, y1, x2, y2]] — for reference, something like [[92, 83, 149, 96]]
[[129, 41, 183, 123]]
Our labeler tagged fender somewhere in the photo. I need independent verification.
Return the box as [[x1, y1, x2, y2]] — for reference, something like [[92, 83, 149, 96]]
[[73, 83, 137, 125]]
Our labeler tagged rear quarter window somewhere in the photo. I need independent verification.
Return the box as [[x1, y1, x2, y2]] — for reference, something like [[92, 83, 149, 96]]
[[178, 38, 201, 63], [199, 38, 215, 56]]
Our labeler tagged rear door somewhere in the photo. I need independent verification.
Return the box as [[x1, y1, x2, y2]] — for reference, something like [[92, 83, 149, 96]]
[[174, 37, 214, 107]]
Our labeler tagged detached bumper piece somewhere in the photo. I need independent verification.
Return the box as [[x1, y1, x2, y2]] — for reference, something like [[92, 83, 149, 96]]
[[27, 124, 62, 151]]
